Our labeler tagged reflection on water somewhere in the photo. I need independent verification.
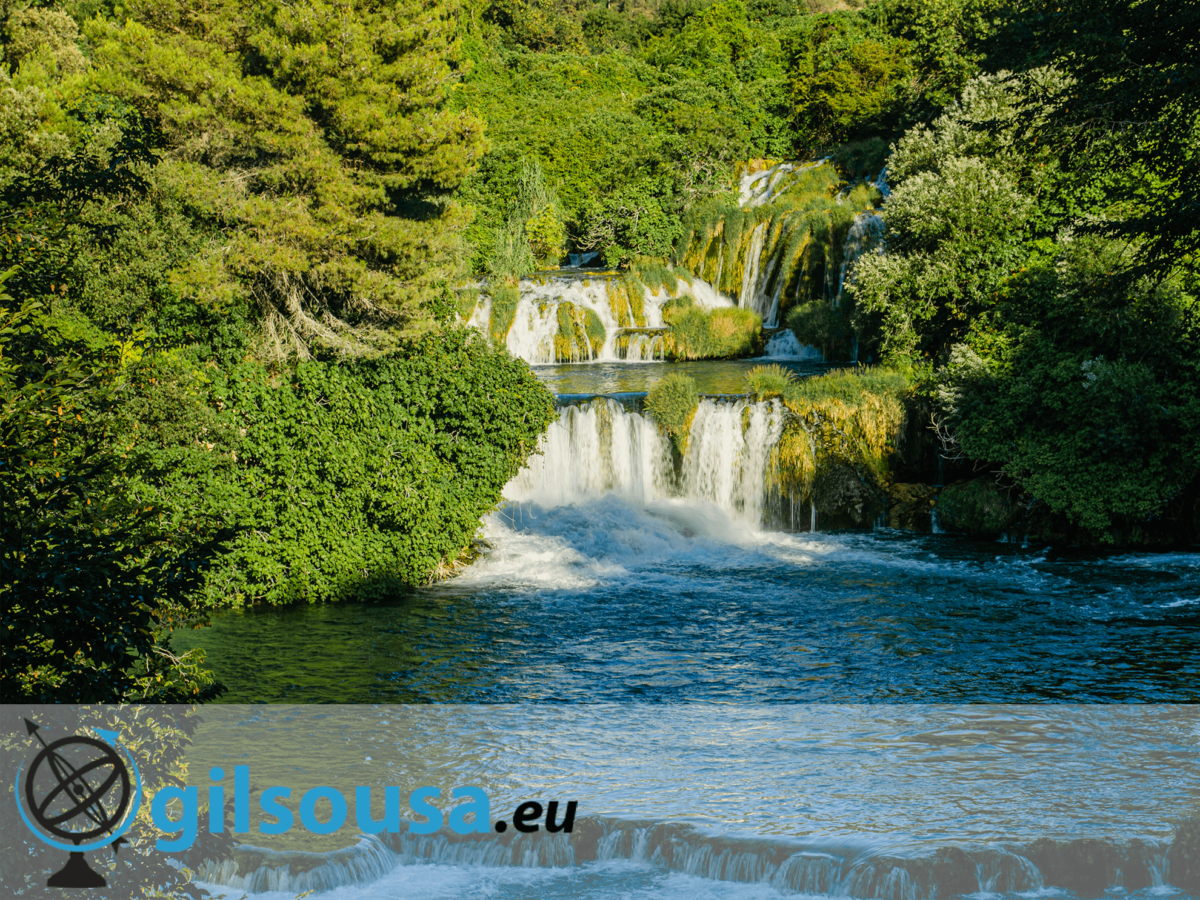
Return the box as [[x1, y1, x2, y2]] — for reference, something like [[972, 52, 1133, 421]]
[[175, 503, 1200, 704], [186, 704, 1200, 847], [186, 705, 1200, 900]]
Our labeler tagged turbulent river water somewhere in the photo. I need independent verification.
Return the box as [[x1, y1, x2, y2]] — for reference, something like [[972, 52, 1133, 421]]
[[176, 359, 1200, 900], [177, 361, 1200, 705]]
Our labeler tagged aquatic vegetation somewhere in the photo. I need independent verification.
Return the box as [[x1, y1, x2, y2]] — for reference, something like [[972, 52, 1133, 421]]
[[663, 297, 760, 360], [455, 287, 481, 322], [645, 373, 700, 454], [744, 364, 797, 400], [767, 366, 909, 503], [554, 302, 607, 362], [488, 282, 521, 345], [605, 276, 647, 328]]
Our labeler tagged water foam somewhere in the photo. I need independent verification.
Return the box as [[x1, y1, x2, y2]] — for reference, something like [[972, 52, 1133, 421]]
[[194, 819, 1173, 900]]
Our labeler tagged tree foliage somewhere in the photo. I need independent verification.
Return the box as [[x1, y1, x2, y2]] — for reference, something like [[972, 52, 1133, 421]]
[[197, 331, 555, 605], [0, 276, 230, 703], [1022, 0, 1200, 279], [83, 0, 485, 357], [938, 239, 1200, 538]]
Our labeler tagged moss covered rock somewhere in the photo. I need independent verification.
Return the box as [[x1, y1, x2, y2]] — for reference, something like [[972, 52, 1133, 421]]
[[886, 483, 938, 531], [812, 458, 886, 529]]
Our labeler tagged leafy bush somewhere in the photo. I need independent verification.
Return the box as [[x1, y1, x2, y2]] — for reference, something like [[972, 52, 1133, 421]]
[[787, 300, 854, 360], [645, 372, 700, 453], [199, 329, 556, 605], [850, 156, 1031, 361], [939, 240, 1200, 541], [745, 363, 796, 399], [0, 706, 223, 897], [0, 279, 230, 703], [579, 186, 682, 267]]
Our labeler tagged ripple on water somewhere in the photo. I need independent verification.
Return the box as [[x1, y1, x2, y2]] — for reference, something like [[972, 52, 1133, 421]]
[[174, 494, 1200, 703]]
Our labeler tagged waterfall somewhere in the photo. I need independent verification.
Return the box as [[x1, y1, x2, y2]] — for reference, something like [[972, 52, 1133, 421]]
[[505, 397, 785, 526], [468, 273, 731, 365], [504, 398, 673, 508], [761, 330, 822, 360], [615, 330, 667, 361], [836, 212, 885, 300], [195, 819, 1174, 899], [194, 835, 400, 895], [874, 166, 891, 199], [737, 222, 770, 322]]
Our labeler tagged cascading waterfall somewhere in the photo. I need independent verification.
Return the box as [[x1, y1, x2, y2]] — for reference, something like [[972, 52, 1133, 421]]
[[836, 212, 885, 300], [683, 159, 889, 341], [615, 330, 668, 361], [504, 397, 786, 526], [761, 330, 823, 360], [680, 399, 785, 525], [504, 398, 673, 508], [195, 818, 1174, 899], [466, 272, 733, 365]]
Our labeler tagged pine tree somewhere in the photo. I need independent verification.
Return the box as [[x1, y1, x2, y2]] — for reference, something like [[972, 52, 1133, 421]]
[[86, 0, 486, 357]]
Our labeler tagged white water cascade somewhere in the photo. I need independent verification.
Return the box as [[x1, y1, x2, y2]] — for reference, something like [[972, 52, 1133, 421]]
[[761, 330, 822, 360], [467, 273, 733, 366], [196, 821, 1172, 900], [836, 212, 885, 299], [504, 397, 786, 527]]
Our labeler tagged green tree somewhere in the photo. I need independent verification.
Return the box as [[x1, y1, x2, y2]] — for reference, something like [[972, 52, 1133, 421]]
[[1023, 0, 1200, 279], [784, 13, 912, 150], [0, 273, 230, 703], [85, 0, 486, 357]]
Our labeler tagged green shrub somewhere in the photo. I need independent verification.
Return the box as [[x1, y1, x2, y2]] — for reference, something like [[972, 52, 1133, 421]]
[[1, 282, 230, 703], [199, 330, 556, 606], [646, 372, 700, 453], [665, 298, 761, 359], [787, 300, 854, 361], [745, 363, 796, 399]]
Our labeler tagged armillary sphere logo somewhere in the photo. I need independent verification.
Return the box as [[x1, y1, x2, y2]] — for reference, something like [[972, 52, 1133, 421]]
[[14, 718, 143, 888]]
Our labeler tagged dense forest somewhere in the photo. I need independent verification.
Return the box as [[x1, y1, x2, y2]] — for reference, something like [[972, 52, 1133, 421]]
[[2, 0, 1198, 705]]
